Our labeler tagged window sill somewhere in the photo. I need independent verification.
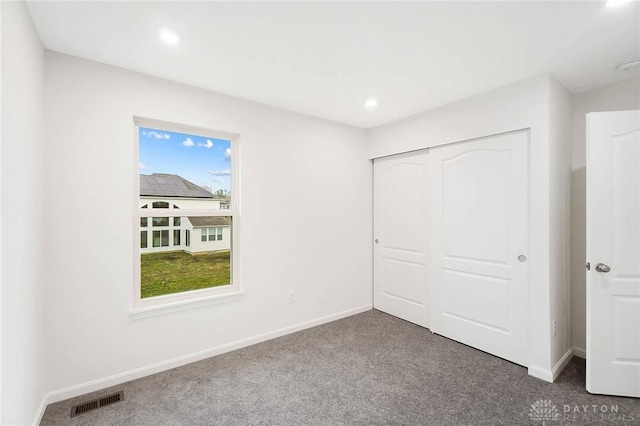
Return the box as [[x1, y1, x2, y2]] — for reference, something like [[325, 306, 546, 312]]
[[129, 290, 244, 320]]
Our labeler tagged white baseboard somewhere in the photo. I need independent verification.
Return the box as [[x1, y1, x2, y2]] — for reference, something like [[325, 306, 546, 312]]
[[572, 346, 586, 359], [528, 365, 554, 382], [551, 349, 574, 381], [33, 304, 371, 425], [33, 395, 49, 426], [527, 348, 574, 383]]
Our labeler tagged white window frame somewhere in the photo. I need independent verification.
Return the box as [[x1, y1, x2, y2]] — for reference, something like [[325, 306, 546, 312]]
[[131, 116, 242, 319]]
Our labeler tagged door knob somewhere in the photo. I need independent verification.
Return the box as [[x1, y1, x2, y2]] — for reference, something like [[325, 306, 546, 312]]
[[595, 263, 611, 273], [374, 239, 379, 244]]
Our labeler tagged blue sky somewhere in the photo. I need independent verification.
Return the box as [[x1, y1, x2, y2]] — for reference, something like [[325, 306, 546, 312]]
[[139, 127, 231, 193]]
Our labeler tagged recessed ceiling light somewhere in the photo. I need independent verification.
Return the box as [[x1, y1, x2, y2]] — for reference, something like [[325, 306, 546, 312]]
[[365, 97, 378, 109], [158, 27, 181, 45], [617, 59, 640, 71], [606, 0, 632, 8]]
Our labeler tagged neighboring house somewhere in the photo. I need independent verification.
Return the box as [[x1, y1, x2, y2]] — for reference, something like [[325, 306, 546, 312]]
[[140, 173, 230, 254]]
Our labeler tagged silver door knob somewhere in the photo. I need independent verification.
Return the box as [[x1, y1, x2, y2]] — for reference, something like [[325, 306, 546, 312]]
[[518, 254, 527, 263], [374, 239, 379, 244], [595, 263, 610, 273]]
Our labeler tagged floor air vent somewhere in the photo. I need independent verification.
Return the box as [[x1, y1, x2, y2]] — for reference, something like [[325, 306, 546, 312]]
[[70, 391, 124, 418]]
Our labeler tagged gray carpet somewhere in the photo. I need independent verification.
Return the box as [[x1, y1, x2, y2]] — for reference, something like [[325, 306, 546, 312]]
[[41, 310, 640, 425]]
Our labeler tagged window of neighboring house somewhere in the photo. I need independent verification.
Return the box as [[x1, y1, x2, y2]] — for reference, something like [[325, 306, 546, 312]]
[[134, 117, 239, 316], [141, 231, 148, 249], [201, 227, 224, 241], [153, 217, 169, 227], [152, 230, 169, 247]]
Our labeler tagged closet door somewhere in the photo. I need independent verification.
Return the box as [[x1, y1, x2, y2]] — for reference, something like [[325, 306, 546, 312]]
[[373, 150, 430, 328], [586, 111, 640, 397], [429, 131, 529, 366]]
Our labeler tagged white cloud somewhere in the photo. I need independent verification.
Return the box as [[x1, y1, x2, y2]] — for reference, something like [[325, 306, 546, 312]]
[[142, 130, 170, 140], [199, 139, 214, 149], [139, 162, 148, 169], [181, 138, 195, 147], [224, 147, 231, 161], [209, 169, 231, 176]]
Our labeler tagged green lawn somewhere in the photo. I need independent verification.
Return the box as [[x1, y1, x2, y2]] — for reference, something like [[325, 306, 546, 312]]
[[141, 250, 231, 298]]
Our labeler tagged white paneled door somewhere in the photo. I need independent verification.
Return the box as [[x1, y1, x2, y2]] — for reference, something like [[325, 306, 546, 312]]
[[586, 111, 640, 398], [373, 150, 430, 328], [429, 131, 529, 366]]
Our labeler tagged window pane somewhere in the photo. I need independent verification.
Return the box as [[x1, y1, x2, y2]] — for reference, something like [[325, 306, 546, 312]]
[[152, 231, 161, 247], [153, 217, 169, 227], [139, 129, 232, 209], [140, 217, 147, 227], [140, 231, 147, 249], [173, 217, 181, 226], [140, 215, 233, 298], [201, 229, 207, 242]]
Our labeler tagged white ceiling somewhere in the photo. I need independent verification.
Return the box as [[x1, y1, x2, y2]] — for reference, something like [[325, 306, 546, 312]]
[[26, 1, 640, 128]]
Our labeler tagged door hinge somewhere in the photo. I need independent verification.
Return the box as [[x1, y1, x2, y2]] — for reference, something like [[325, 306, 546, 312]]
[[586, 262, 591, 271]]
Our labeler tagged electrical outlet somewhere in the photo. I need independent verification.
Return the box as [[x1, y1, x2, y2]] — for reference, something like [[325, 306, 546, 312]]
[[553, 319, 557, 337], [288, 290, 295, 304]]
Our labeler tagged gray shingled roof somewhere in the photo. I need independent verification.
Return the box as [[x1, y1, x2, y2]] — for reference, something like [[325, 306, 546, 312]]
[[188, 217, 231, 227], [140, 174, 214, 198]]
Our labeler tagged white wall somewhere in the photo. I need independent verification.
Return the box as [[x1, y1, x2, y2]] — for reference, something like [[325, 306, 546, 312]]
[[1, 2, 47, 424], [43, 51, 372, 399], [570, 76, 640, 356], [548, 77, 573, 370], [368, 74, 571, 381]]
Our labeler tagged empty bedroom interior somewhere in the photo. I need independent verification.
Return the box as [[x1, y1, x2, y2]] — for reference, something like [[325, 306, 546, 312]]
[[1, 1, 640, 425]]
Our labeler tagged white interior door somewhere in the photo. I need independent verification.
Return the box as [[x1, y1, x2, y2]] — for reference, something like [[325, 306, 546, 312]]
[[373, 150, 430, 328], [586, 110, 640, 398], [429, 130, 529, 366]]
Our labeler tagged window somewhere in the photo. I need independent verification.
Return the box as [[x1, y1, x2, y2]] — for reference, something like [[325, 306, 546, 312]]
[[134, 117, 240, 316], [200, 227, 224, 242], [153, 217, 169, 227], [152, 230, 169, 247]]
